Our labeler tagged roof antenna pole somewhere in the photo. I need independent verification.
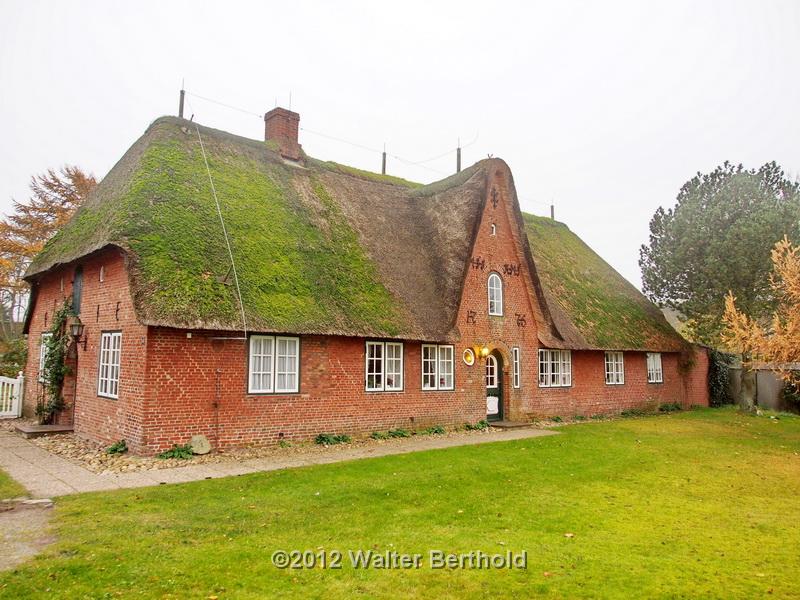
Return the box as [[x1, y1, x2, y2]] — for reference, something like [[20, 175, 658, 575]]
[[178, 84, 185, 119], [550, 202, 555, 220], [381, 143, 387, 175], [456, 137, 462, 173]]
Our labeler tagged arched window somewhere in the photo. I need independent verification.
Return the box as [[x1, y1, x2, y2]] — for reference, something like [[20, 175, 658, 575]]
[[485, 355, 498, 388], [487, 272, 503, 316]]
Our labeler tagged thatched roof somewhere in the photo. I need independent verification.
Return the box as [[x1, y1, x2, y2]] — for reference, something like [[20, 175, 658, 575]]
[[523, 214, 686, 351], [26, 116, 686, 351]]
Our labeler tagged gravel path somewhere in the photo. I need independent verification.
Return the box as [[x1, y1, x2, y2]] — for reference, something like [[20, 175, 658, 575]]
[[0, 426, 558, 498]]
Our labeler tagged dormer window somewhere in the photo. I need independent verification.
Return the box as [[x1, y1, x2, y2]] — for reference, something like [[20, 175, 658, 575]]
[[488, 272, 503, 316]]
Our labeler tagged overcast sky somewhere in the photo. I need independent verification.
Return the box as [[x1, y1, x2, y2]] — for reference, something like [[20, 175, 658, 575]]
[[1, 0, 798, 288]]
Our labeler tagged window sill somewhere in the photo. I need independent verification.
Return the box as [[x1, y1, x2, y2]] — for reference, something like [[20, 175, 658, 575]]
[[538, 384, 573, 389]]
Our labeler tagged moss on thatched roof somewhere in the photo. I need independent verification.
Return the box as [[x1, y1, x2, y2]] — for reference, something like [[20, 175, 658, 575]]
[[523, 214, 686, 351], [26, 117, 484, 339], [26, 116, 686, 351]]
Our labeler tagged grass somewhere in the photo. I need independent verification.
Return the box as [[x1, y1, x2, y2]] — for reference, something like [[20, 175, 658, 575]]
[[0, 467, 25, 499], [1, 408, 799, 598]]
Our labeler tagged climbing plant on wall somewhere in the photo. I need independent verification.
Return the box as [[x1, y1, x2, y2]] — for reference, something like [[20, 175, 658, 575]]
[[35, 299, 72, 423]]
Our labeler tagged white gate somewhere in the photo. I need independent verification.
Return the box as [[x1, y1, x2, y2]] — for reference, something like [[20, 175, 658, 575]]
[[0, 372, 23, 418]]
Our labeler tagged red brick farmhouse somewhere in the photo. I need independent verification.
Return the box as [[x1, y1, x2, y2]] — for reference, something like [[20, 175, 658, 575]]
[[22, 109, 709, 454]]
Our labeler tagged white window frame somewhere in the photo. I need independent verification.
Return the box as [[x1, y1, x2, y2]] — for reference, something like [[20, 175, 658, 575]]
[[485, 354, 498, 388], [538, 349, 571, 388], [487, 272, 503, 316], [248, 335, 300, 394], [646, 352, 663, 384], [512, 347, 521, 388], [98, 331, 122, 399], [38, 333, 52, 383], [366, 341, 403, 392], [604, 351, 625, 385], [275, 336, 300, 393], [422, 344, 454, 391], [422, 344, 438, 390], [99, 265, 105, 283]]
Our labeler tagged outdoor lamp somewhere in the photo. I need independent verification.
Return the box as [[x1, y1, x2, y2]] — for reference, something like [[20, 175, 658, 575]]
[[472, 344, 491, 361], [70, 320, 87, 350]]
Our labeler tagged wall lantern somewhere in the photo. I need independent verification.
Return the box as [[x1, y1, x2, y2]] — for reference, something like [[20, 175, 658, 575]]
[[70, 320, 87, 351], [471, 344, 490, 362]]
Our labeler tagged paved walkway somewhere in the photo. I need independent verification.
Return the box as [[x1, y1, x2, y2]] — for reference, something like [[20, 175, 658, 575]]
[[0, 428, 557, 498]]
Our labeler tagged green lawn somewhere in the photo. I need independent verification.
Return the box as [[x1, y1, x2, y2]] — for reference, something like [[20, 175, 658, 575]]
[[0, 467, 25, 500], [1, 408, 799, 598]]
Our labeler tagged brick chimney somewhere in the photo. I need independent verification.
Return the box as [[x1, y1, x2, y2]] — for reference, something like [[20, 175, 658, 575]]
[[264, 107, 302, 161]]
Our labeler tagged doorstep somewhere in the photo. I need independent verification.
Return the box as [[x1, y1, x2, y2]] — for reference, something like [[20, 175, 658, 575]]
[[14, 423, 74, 439]]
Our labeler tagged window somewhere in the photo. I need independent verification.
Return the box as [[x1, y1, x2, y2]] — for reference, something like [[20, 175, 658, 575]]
[[99, 265, 105, 283], [490, 223, 497, 236], [485, 355, 498, 388], [385, 342, 403, 391], [538, 349, 571, 387], [422, 344, 454, 391], [646, 352, 663, 383], [512, 347, 521, 388], [604, 351, 625, 385], [275, 337, 299, 392], [366, 341, 403, 391], [72, 266, 83, 313], [248, 335, 299, 393], [488, 272, 503, 316], [98, 332, 122, 398], [38, 333, 52, 383]]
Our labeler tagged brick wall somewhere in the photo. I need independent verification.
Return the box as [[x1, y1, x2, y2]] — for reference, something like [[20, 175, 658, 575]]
[[24, 248, 149, 449], [528, 350, 687, 418], [140, 330, 483, 454]]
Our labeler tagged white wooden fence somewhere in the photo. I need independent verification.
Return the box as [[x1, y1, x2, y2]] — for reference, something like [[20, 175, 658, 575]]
[[0, 372, 23, 418]]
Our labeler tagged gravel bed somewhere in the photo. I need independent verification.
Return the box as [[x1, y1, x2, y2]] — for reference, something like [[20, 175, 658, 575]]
[[1, 418, 508, 475]]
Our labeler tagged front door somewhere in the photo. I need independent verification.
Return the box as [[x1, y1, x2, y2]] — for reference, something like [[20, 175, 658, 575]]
[[485, 351, 503, 421]]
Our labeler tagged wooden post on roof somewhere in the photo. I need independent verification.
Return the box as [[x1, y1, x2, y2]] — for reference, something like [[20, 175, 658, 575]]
[[550, 204, 555, 220], [179, 89, 185, 119], [381, 145, 387, 175], [456, 143, 461, 173]]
